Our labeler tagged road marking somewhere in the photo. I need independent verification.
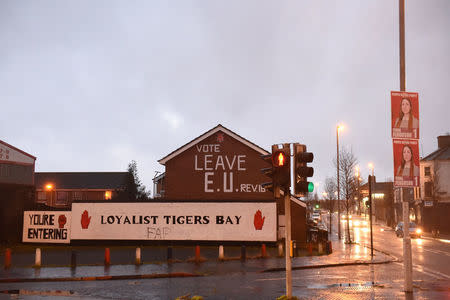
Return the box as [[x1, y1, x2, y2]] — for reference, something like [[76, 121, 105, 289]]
[[422, 248, 450, 257], [394, 262, 450, 280]]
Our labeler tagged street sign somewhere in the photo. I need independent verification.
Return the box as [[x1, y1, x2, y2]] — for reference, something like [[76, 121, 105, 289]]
[[424, 201, 433, 207], [391, 91, 419, 139]]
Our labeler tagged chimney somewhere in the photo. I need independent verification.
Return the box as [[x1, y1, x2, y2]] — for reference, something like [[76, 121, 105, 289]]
[[437, 135, 450, 149]]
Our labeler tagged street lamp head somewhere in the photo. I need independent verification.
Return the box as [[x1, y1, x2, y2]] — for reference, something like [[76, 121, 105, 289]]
[[368, 162, 374, 170], [45, 183, 54, 191], [337, 124, 345, 132], [355, 165, 360, 177]]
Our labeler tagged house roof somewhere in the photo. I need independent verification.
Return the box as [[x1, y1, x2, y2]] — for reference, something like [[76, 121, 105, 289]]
[[35, 172, 129, 190], [421, 146, 450, 161], [158, 124, 270, 165], [0, 140, 36, 160]]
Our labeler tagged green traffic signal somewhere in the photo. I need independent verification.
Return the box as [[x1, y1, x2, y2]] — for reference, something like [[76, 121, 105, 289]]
[[308, 182, 314, 193]]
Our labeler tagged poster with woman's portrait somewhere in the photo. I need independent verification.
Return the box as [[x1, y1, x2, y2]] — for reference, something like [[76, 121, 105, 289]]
[[391, 91, 419, 139], [393, 139, 420, 187]]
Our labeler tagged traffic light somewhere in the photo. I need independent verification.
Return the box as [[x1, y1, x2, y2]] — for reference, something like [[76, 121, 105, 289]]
[[293, 143, 314, 196], [261, 144, 291, 198]]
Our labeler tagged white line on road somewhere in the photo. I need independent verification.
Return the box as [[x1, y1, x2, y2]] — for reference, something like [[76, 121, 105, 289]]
[[394, 262, 450, 280]]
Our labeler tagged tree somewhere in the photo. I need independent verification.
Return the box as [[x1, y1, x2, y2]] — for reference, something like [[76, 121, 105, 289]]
[[116, 160, 151, 201], [334, 148, 358, 243]]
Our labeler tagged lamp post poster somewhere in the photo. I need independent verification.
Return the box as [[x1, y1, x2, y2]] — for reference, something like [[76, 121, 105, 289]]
[[391, 91, 419, 139], [393, 139, 420, 187]]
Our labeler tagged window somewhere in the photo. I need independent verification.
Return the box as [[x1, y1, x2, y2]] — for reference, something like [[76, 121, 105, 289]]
[[104, 191, 112, 200], [72, 191, 83, 201], [424, 167, 431, 177], [56, 191, 68, 205], [37, 192, 46, 203], [424, 182, 432, 197]]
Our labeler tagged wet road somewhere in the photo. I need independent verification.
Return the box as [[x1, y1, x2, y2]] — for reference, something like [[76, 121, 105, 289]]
[[336, 214, 450, 280]]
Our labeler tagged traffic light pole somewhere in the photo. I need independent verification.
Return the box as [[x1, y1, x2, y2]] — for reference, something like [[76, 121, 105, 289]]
[[284, 190, 292, 298]]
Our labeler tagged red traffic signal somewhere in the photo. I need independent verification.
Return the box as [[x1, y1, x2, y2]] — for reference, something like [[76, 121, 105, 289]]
[[260, 144, 291, 197], [273, 151, 288, 167]]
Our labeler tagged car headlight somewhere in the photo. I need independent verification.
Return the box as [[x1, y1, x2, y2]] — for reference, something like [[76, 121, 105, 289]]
[[416, 228, 422, 234]]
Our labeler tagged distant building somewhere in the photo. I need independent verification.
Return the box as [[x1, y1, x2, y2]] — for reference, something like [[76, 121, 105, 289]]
[[418, 135, 450, 233], [0, 140, 36, 242], [35, 172, 129, 209], [360, 180, 395, 227]]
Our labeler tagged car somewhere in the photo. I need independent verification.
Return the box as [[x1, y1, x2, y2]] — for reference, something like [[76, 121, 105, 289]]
[[395, 222, 422, 238]]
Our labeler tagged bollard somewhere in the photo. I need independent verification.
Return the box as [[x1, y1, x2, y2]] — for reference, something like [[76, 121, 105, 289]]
[[261, 244, 267, 258], [307, 243, 313, 255], [240, 245, 246, 261], [218, 245, 224, 260], [278, 242, 283, 257], [35, 248, 41, 267], [167, 246, 173, 262], [104, 248, 110, 266], [71, 250, 77, 268], [318, 242, 323, 255], [195, 245, 201, 262], [135, 247, 141, 265], [290, 241, 293, 257], [327, 241, 333, 254], [4, 248, 11, 269]]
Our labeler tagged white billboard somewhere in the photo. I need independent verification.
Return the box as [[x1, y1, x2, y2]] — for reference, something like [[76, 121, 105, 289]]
[[71, 202, 276, 241], [23, 211, 71, 243]]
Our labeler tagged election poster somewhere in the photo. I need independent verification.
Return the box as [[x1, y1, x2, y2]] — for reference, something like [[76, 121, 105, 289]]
[[391, 91, 419, 139], [393, 139, 420, 187]]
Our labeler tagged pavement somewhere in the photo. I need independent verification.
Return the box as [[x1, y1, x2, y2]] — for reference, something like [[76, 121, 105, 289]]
[[0, 236, 395, 284]]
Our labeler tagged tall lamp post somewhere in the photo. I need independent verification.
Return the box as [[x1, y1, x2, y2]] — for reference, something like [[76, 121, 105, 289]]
[[368, 163, 374, 176], [336, 125, 344, 240]]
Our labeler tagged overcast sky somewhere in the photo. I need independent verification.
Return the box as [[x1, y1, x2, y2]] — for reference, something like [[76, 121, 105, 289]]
[[1, 1, 449, 196]]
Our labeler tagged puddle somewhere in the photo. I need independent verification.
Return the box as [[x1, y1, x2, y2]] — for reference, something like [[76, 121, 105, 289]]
[[307, 281, 380, 289], [0, 289, 76, 296]]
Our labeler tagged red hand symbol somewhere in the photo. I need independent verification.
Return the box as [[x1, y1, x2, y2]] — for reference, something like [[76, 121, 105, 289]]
[[58, 214, 67, 228], [81, 210, 91, 229], [254, 210, 265, 230]]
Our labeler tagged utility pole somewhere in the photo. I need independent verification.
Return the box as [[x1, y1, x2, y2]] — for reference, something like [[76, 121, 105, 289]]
[[368, 175, 374, 259], [399, 0, 413, 293]]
